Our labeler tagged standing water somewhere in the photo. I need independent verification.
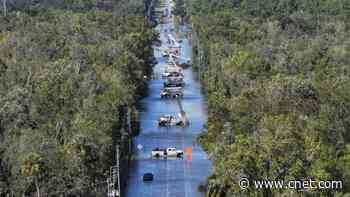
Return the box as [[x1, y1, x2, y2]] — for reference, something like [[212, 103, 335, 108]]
[[124, 0, 212, 196]]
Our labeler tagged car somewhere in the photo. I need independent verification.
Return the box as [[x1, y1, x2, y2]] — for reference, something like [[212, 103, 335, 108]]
[[151, 147, 184, 158], [143, 173, 154, 181]]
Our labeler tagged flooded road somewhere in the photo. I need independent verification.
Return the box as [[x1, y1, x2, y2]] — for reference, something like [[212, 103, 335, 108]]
[[124, 1, 212, 196]]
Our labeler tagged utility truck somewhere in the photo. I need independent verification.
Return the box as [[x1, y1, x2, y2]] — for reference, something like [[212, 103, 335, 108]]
[[160, 87, 183, 98], [157, 114, 185, 127], [151, 147, 184, 158]]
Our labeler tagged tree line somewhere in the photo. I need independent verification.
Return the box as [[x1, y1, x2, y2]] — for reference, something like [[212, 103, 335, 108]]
[[184, 0, 350, 196], [0, 0, 156, 196]]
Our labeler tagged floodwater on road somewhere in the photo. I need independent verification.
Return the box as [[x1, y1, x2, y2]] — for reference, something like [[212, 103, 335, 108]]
[[124, 2, 212, 197]]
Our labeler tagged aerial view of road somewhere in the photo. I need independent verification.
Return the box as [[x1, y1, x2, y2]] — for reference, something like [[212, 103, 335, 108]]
[[2, 0, 349, 196], [124, 0, 212, 197]]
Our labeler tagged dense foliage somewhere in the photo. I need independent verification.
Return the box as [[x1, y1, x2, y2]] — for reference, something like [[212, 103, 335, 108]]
[[0, 0, 156, 196], [186, 0, 350, 196]]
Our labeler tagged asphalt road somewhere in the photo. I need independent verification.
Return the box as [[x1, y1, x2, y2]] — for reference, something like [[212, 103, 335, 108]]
[[124, 2, 212, 196]]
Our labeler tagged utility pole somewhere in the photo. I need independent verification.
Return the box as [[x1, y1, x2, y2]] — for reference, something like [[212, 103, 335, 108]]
[[107, 177, 114, 197], [2, 0, 7, 17], [107, 145, 121, 197], [116, 145, 121, 196]]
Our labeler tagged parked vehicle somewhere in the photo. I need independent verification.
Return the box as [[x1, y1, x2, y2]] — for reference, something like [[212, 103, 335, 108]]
[[158, 114, 174, 126], [157, 114, 184, 127], [160, 87, 183, 98], [162, 66, 182, 78], [167, 72, 184, 81], [162, 51, 169, 57], [151, 147, 184, 158], [164, 80, 185, 88], [143, 173, 154, 181], [167, 71, 184, 78]]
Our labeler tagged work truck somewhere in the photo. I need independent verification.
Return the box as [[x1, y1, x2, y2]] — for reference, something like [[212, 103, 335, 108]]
[[160, 87, 183, 98], [164, 79, 185, 88], [151, 147, 184, 158], [162, 66, 182, 78], [157, 114, 185, 127]]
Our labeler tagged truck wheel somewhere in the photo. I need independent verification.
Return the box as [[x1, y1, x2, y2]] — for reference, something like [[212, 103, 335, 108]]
[[155, 153, 160, 158]]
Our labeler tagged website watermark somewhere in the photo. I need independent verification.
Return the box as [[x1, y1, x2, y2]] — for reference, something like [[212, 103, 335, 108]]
[[239, 177, 343, 190]]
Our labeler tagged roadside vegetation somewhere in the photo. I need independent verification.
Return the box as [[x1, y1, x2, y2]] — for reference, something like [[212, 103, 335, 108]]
[[185, 0, 350, 196], [0, 0, 156, 196]]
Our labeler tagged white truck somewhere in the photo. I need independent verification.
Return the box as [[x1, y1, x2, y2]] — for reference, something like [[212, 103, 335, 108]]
[[160, 87, 183, 98], [167, 71, 184, 81], [151, 147, 184, 158], [164, 79, 185, 88], [157, 114, 184, 127], [162, 66, 182, 78]]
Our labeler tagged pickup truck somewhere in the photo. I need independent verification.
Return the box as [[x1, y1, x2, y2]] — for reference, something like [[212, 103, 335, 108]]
[[158, 114, 184, 127], [151, 147, 184, 158], [162, 66, 182, 78], [160, 87, 183, 98], [163, 80, 185, 88], [167, 72, 184, 81]]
